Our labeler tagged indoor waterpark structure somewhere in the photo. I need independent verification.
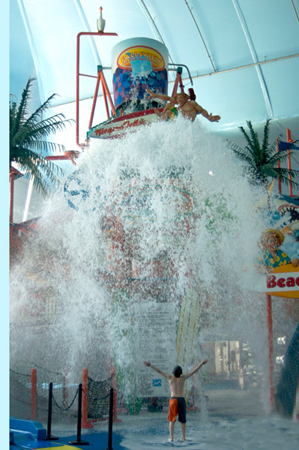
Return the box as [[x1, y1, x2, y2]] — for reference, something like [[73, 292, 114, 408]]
[[8, 1, 299, 449]]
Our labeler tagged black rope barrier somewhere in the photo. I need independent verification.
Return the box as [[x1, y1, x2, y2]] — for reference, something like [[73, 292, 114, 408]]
[[51, 386, 79, 412], [69, 384, 89, 446], [31, 362, 63, 375], [10, 369, 31, 377], [10, 366, 115, 447]]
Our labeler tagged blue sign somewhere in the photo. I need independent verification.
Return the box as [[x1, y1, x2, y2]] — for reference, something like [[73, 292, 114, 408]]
[[152, 379, 162, 387]]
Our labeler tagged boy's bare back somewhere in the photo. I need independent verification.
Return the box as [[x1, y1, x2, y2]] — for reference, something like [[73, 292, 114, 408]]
[[144, 359, 208, 397], [168, 375, 187, 397]]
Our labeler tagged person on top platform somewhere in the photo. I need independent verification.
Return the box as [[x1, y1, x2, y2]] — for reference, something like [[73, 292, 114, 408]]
[[145, 88, 221, 123], [144, 359, 208, 442]]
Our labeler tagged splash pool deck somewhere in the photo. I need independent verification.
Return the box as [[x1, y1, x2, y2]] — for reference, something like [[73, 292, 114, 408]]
[[44, 389, 299, 450]]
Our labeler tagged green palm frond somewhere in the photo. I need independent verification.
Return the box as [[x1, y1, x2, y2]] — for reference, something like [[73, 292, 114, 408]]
[[10, 77, 74, 194], [14, 146, 64, 192], [261, 119, 271, 153], [227, 120, 298, 191], [247, 121, 261, 152], [24, 92, 57, 126]]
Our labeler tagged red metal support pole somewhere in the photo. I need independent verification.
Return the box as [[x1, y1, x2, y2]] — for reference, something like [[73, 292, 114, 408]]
[[287, 128, 293, 196], [82, 368, 93, 428], [100, 71, 117, 117], [266, 294, 275, 411], [31, 368, 37, 420], [178, 73, 185, 93], [171, 71, 185, 98], [276, 138, 282, 195], [171, 74, 179, 97], [76, 31, 118, 148], [100, 73, 110, 119], [89, 70, 102, 130]]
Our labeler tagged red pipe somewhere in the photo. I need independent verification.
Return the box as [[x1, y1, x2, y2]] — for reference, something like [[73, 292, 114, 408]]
[[31, 368, 37, 420], [46, 156, 68, 161], [46, 152, 79, 165], [266, 294, 275, 411]]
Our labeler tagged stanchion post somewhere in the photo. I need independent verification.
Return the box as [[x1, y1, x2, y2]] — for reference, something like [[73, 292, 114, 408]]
[[111, 367, 118, 422], [46, 382, 58, 440], [266, 294, 275, 411], [31, 369, 37, 420], [106, 388, 114, 450], [82, 368, 93, 429], [69, 384, 89, 446], [63, 368, 69, 409]]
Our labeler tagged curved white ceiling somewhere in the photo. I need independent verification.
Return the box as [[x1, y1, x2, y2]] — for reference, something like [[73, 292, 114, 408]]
[[10, 0, 299, 144]]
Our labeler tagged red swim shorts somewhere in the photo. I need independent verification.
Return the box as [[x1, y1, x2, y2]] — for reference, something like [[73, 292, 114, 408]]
[[168, 397, 186, 423]]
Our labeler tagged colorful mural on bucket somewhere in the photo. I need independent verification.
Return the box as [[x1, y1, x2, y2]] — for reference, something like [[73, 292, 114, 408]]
[[111, 38, 169, 110]]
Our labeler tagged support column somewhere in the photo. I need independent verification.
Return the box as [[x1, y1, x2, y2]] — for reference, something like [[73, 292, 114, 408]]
[[82, 368, 93, 429], [266, 294, 275, 411], [31, 368, 37, 420]]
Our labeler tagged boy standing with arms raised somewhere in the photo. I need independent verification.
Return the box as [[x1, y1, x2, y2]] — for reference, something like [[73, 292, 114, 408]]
[[144, 359, 208, 442]]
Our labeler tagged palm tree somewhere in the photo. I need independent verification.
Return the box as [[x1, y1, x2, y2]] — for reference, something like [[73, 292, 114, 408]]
[[228, 120, 299, 191], [10, 77, 74, 194]]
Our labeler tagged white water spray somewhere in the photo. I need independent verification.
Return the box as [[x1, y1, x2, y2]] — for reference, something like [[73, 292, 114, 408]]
[[10, 117, 269, 409]]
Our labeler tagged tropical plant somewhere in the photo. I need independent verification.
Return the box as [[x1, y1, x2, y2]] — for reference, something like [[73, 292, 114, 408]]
[[228, 120, 299, 190], [10, 77, 74, 194]]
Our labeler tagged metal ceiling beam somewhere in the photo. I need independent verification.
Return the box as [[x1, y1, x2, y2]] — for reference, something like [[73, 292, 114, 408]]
[[190, 53, 299, 80], [291, 0, 299, 23], [136, 0, 176, 69], [17, 0, 45, 102], [183, 0, 217, 73], [232, 0, 273, 117], [46, 52, 299, 108], [136, 0, 165, 45]]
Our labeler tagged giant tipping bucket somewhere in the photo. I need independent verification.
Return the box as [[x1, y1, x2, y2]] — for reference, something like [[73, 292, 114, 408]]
[[111, 37, 169, 113]]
